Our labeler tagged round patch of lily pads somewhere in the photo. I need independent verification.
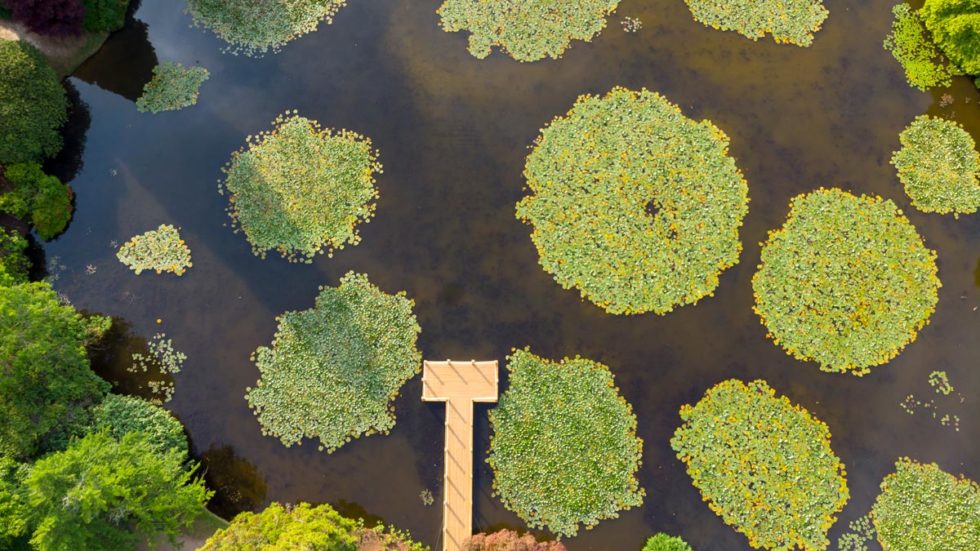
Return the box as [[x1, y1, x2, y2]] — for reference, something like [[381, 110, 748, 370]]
[[437, 0, 621, 62], [116, 224, 193, 276], [671, 379, 849, 550], [891, 115, 980, 217], [487, 348, 644, 538], [245, 272, 421, 453], [136, 62, 210, 114], [752, 188, 940, 375], [220, 112, 381, 263], [684, 0, 829, 47], [517, 87, 749, 315]]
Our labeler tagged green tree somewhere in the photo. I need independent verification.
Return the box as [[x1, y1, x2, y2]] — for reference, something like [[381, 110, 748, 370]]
[[0, 41, 67, 164], [92, 394, 188, 457], [0, 163, 73, 240], [884, 3, 958, 90], [199, 502, 359, 550], [922, 0, 980, 75], [0, 456, 29, 549], [0, 281, 110, 459], [82, 0, 130, 32], [19, 431, 211, 551], [0, 228, 30, 285], [643, 533, 692, 551]]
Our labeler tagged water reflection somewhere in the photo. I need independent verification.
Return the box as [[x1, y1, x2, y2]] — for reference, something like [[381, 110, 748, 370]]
[[45, 81, 91, 184], [199, 444, 268, 518], [74, 18, 157, 102]]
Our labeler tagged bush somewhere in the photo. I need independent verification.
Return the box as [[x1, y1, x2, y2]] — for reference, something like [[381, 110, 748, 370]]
[[487, 349, 644, 538], [245, 272, 421, 452], [4, 0, 84, 36], [642, 533, 691, 551], [752, 188, 940, 374], [683, 0, 828, 46], [871, 458, 979, 550], [922, 0, 980, 75], [82, 0, 129, 32], [465, 529, 567, 550], [884, 3, 958, 90], [0, 163, 73, 240], [671, 379, 849, 550], [200, 502, 359, 550], [92, 393, 188, 457], [0, 228, 30, 285], [221, 112, 381, 262], [517, 87, 748, 315], [436, 0, 621, 62], [891, 115, 980, 216], [185, 0, 350, 56], [116, 224, 193, 275], [0, 41, 68, 164], [136, 61, 210, 113]]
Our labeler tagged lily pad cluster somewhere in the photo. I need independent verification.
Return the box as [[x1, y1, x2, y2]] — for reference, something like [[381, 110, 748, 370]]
[[437, 0, 621, 62], [517, 87, 749, 315], [891, 115, 980, 217], [671, 379, 849, 550], [117, 224, 193, 276], [136, 62, 210, 114], [487, 349, 644, 537], [245, 272, 421, 453], [752, 189, 940, 375], [683, 0, 829, 46], [185, 0, 350, 56], [871, 458, 979, 550], [220, 112, 381, 263]]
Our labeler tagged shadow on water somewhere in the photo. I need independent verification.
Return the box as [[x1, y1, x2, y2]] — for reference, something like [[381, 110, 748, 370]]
[[88, 316, 176, 402], [74, 17, 157, 102], [45, 80, 91, 184], [198, 444, 268, 518]]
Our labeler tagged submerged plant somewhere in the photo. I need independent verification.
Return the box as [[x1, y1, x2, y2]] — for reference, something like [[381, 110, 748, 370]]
[[752, 188, 940, 375], [437, 0, 621, 62], [136, 62, 210, 114], [117, 224, 193, 275], [517, 87, 749, 315], [884, 3, 958, 90], [683, 0, 829, 46], [487, 349, 644, 537], [245, 272, 421, 452], [671, 379, 849, 550], [220, 112, 381, 263], [891, 115, 980, 217]]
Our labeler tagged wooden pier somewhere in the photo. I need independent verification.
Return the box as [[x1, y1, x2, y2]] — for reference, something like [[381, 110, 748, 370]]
[[422, 360, 499, 551]]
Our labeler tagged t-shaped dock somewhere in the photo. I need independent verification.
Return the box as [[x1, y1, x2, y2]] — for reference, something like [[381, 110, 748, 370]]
[[422, 360, 499, 551]]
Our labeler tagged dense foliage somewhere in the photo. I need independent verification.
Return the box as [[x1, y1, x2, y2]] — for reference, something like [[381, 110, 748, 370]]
[[200, 502, 358, 550], [135, 62, 210, 113], [517, 87, 749, 315], [683, 0, 828, 46], [245, 272, 421, 452], [487, 349, 644, 537], [4, 0, 84, 36], [92, 394, 188, 457], [0, 281, 110, 459], [0, 228, 30, 285], [671, 379, 849, 550], [221, 112, 381, 262], [465, 529, 567, 550], [752, 189, 940, 375], [871, 458, 979, 550], [884, 3, 957, 90], [922, 0, 980, 75], [116, 224, 193, 275], [0, 163, 73, 240], [436, 0, 621, 62], [185, 0, 349, 56], [13, 431, 210, 551], [0, 41, 68, 164], [642, 533, 692, 551], [891, 115, 980, 216], [82, 0, 129, 32]]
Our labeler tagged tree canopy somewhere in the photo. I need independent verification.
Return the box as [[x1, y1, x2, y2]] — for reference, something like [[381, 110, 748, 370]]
[[200, 502, 359, 551], [91, 394, 188, 457], [922, 0, 980, 75], [0, 41, 67, 164]]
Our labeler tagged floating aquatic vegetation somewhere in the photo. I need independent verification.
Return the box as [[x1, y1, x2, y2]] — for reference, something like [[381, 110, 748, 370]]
[[621, 16, 642, 33], [671, 379, 849, 550], [928, 370, 954, 395], [517, 87, 749, 315], [437, 0, 620, 62], [752, 189, 940, 375], [185, 0, 349, 56], [220, 112, 381, 263], [419, 489, 433, 507], [837, 514, 875, 551], [884, 4, 957, 90], [891, 115, 980, 217], [871, 458, 980, 550], [117, 224, 193, 276], [136, 62, 210, 114], [130, 333, 186, 403], [245, 272, 421, 452], [683, 0, 828, 46], [900, 370, 963, 431], [487, 349, 644, 538]]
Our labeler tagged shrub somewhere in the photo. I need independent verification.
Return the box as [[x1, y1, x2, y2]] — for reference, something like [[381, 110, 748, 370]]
[[0, 162, 73, 239], [517, 87, 749, 315], [671, 379, 849, 550], [752, 188, 940, 374], [116, 224, 193, 275], [185, 0, 350, 56], [0, 41, 68, 164], [221, 112, 381, 262], [0, 281, 110, 459], [135, 61, 210, 113], [199, 502, 359, 550], [4, 0, 84, 36], [436, 0, 621, 62], [92, 394, 188, 456], [922, 0, 980, 75], [0, 228, 30, 285], [487, 349, 644, 537], [871, 458, 979, 550], [891, 115, 980, 216], [642, 533, 691, 551], [465, 529, 566, 550], [82, 0, 129, 32], [884, 3, 958, 90], [245, 272, 421, 452], [683, 0, 828, 46]]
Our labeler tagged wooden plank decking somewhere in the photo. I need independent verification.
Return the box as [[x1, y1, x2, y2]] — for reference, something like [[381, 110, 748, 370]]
[[422, 360, 499, 551]]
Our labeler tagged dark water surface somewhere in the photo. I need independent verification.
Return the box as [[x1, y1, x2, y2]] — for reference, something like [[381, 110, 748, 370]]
[[46, 1, 978, 549]]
